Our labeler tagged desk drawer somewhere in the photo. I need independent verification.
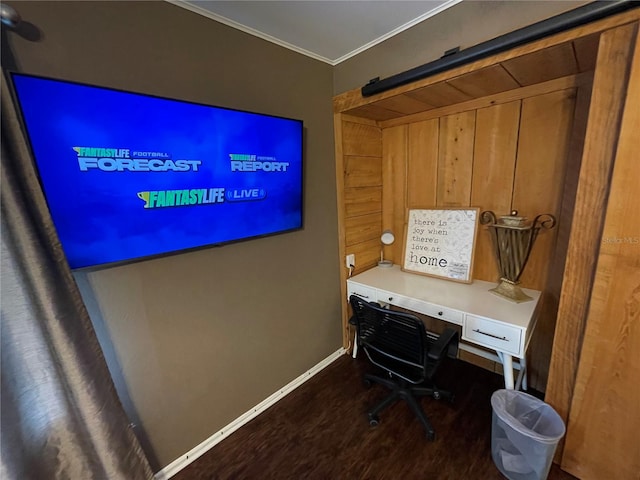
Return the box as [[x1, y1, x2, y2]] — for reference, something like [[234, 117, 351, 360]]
[[347, 282, 376, 303], [378, 290, 464, 326], [420, 303, 464, 326], [464, 314, 521, 355]]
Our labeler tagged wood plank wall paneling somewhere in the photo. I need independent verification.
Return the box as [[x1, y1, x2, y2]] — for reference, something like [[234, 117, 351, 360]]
[[344, 186, 382, 217], [542, 85, 593, 468], [512, 89, 576, 291], [407, 120, 439, 209], [342, 121, 383, 157], [512, 88, 577, 389], [470, 101, 521, 282], [342, 120, 383, 277], [437, 111, 476, 207], [344, 156, 382, 189], [349, 239, 382, 272], [345, 213, 382, 246], [538, 81, 593, 403], [382, 126, 408, 263]]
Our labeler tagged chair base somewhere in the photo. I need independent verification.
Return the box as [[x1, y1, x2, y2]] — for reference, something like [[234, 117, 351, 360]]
[[364, 373, 453, 440]]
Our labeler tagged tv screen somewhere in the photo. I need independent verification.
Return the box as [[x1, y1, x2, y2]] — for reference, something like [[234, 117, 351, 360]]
[[10, 73, 304, 270]]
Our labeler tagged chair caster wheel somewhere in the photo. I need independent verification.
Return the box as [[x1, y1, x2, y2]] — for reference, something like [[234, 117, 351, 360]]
[[363, 378, 372, 388], [369, 415, 380, 427], [426, 431, 435, 441], [433, 391, 441, 400]]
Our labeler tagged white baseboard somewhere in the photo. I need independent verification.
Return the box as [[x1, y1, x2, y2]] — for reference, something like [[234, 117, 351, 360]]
[[155, 348, 347, 479]]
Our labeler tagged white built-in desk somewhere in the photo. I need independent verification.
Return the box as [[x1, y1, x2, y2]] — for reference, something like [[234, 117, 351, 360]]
[[347, 265, 541, 390]]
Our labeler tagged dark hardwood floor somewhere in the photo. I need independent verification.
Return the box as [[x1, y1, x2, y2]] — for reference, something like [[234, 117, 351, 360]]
[[173, 354, 575, 480]]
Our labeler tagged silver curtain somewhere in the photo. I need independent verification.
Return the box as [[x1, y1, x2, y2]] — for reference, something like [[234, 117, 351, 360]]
[[0, 73, 154, 479]]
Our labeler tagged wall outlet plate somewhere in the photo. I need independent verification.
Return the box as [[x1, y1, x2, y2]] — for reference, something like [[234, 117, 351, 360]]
[[346, 254, 355, 268]]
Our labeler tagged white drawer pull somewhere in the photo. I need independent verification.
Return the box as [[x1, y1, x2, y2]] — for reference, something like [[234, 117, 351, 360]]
[[473, 329, 508, 341]]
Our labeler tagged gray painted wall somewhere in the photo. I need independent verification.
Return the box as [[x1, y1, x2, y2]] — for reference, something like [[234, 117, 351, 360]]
[[6, 0, 339, 471], [333, 0, 590, 94]]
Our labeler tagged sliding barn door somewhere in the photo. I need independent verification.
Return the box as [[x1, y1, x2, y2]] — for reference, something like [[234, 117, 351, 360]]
[[560, 24, 640, 479]]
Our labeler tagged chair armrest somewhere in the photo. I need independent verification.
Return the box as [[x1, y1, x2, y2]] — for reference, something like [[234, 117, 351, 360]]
[[427, 328, 459, 361]]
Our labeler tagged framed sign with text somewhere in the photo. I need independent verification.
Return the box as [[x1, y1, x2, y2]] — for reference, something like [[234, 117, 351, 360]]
[[402, 208, 479, 283]]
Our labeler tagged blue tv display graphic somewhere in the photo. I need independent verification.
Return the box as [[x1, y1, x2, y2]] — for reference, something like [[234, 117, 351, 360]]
[[11, 73, 304, 269]]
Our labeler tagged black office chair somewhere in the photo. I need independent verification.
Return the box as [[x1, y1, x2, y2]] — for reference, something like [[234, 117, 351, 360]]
[[349, 295, 459, 440]]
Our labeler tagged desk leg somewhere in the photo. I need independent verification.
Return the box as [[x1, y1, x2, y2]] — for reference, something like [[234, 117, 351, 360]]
[[352, 331, 358, 359], [502, 354, 515, 389], [516, 356, 527, 391]]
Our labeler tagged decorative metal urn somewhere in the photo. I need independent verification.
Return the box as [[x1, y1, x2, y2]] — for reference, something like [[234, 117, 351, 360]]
[[480, 210, 556, 303]]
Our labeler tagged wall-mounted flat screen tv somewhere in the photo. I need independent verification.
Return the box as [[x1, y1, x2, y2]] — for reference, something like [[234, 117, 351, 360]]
[[10, 73, 304, 270]]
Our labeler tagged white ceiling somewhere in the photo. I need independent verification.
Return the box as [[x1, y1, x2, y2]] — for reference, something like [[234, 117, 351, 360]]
[[171, 0, 462, 65]]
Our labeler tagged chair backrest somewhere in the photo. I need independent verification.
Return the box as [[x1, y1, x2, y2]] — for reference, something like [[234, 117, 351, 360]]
[[350, 295, 428, 384]]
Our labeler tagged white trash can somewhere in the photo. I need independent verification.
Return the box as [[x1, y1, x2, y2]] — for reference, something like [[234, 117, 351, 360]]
[[491, 389, 566, 480]]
